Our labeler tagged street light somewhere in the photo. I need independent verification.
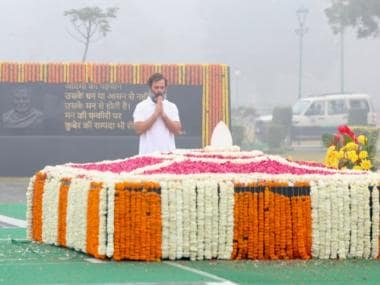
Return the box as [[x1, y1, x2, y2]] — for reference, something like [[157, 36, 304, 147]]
[[295, 7, 309, 99]]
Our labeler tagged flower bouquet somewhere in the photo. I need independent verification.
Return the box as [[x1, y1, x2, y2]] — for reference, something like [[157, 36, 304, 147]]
[[322, 125, 375, 171]]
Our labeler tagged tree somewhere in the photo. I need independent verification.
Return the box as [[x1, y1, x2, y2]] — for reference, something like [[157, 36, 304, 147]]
[[325, 0, 380, 38], [64, 6, 118, 61]]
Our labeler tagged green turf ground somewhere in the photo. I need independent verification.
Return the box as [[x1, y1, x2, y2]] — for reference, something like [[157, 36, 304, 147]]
[[1, 204, 379, 285]]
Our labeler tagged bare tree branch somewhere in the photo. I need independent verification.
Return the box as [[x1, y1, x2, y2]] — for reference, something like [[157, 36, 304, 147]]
[[65, 27, 87, 44], [72, 23, 87, 39]]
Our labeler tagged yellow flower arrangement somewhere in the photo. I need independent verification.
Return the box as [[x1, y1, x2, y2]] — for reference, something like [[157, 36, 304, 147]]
[[323, 125, 375, 171]]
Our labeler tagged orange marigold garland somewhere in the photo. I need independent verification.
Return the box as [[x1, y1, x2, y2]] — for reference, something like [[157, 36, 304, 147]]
[[31, 172, 47, 242], [113, 181, 161, 261], [57, 178, 71, 246], [232, 182, 312, 260], [86, 181, 105, 259]]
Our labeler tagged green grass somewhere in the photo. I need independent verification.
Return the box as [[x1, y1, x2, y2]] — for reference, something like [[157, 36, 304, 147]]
[[0, 204, 26, 220], [1, 237, 379, 285]]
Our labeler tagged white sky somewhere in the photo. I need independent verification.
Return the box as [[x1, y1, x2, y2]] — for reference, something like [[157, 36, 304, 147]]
[[0, 0, 379, 113]]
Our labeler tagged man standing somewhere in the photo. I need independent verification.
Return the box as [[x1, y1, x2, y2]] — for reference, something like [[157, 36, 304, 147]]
[[133, 73, 181, 155]]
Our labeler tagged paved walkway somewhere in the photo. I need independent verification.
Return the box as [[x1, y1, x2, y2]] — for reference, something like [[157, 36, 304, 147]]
[[0, 177, 28, 204]]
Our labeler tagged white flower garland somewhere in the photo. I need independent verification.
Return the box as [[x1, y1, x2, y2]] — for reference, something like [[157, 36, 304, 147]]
[[310, 181, 320, 258], [26, 175, 36, 240], [348, 183, 358, 258], [106, 180, 115, 258], [203, 180, 213, 259], [356, 183, 365, 258], [160, 180, 170, 259], [342, 181, 351, 258], [225, 181, 235, 259], [97, 182, 107, 257], [317, 180, 330, 259], [371, 185, 379, 258], [362, 183, 372, 259], [181, 179, 191, 258], [337, 181, 347, 259], [168, 180, 177, 260], [211, 180, 219, 258], [41, 175, 61, 244], [66, 178, 90, 252], [189, 179, 198, 261], [175, 180, 183, 259], [218, 181, 235, 259], [329, 180, 338, 259], [324, 182, 332, 259], [196, 180, 205, 260], [217, 181, 227, 259]]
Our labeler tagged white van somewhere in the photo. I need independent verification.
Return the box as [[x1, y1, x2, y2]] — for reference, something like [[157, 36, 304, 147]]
[[256, 93, 376, 140]]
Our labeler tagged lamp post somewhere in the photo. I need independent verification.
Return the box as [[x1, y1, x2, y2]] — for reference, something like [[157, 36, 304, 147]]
[[295, 7, 308, 99]]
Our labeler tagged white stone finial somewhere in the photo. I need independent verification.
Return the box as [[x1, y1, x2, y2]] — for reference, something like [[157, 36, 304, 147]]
[[210, 121, 233, 148]]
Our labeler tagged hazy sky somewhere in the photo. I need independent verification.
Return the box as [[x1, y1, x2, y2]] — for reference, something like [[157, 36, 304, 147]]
[[0, 0, 379, 113]]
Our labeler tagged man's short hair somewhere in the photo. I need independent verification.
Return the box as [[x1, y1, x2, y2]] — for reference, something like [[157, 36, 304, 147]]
[[147, 73, 168, 87]]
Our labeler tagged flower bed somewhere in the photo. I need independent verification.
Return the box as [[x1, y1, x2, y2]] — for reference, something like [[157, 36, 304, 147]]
[[27, 149, 380, 261]]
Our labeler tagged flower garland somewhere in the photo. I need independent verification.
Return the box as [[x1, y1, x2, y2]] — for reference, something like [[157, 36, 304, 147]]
[[113, 181, 161, 261], [217, 181, 228, 258], [106, 181, 115, 257], [160, 180, 170, 259], [181, 179, 190, 258], [31, 172, 47, 242], [26, 175, 36, 240], [27, 148, 380, 261], [86, 181, 106, 259], [66, 178, 90, 252], [230, 182, 312, 260], [189, 179, 198, 260], [175, 180, 184, 259], [196, 180, 205, 260], [57, 177, 71, 247], [211, 180, 219, 258], [168, 180, 178, 260], [371, 186, 379, 258], [310, 180, 379, 259]]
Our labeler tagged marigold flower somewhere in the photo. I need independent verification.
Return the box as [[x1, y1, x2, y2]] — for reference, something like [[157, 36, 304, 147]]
[[360, 159, 372, 170], [345, 142, 359, 151], [327, 145, 336, 153], [347, 150, 359, 163], [357, 135, 367, 145], [359, 151, 368, 160], [353, 165, 362, 171]]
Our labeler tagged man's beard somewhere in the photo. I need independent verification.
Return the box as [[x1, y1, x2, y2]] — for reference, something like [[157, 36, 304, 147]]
[[149, 91, 166, 103]]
